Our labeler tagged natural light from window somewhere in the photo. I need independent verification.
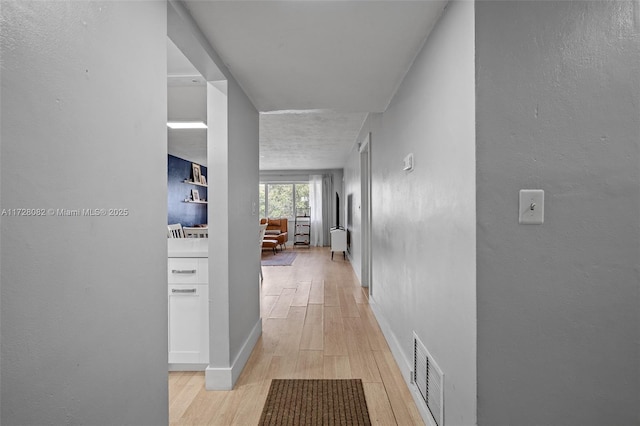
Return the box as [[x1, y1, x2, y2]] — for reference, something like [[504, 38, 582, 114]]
[[259, 183, 309, 219]]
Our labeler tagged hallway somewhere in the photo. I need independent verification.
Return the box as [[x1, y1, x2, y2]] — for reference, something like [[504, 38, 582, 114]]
[[169, 247, 424, 425]]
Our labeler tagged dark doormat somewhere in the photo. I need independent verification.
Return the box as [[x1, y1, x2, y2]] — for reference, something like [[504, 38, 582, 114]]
[[258, 379, 371, 426]]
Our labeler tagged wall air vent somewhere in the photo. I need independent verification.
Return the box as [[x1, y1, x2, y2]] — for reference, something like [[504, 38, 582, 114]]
[[413, 332, 444, 426]]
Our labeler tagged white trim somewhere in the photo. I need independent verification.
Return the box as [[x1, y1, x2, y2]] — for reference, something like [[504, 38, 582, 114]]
[[358, 131, 370, 153], [230, 318, 262, 385], [350, 112, 371, 154], [205, 318, 262, 390], [368, 296, 439, 426], [204, 365, 233, 390], [169, 363, 208, 372]]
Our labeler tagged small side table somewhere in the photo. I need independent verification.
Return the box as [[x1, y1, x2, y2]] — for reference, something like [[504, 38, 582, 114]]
[[330, 228, 347, 260]]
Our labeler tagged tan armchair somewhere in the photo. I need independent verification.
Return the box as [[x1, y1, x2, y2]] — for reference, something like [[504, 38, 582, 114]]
[[260, 218, 289, 250]]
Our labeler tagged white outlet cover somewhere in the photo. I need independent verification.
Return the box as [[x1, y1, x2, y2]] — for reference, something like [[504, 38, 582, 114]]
[[519, 189, 544, 224]]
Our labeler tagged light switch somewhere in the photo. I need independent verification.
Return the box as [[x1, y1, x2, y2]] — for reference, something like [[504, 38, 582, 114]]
[[519, 189, 544, 224], [403, 153, 414, 172]]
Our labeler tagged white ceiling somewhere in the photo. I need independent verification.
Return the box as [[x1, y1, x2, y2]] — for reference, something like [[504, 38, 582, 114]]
[[167, 39, 208, 166], [169, 1, 447, 170], [260, 110, 368, 170]]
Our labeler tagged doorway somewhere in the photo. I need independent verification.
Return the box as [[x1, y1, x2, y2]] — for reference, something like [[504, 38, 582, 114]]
[[360, 133, 372, 294]]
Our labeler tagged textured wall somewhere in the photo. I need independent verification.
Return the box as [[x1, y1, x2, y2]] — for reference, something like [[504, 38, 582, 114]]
[[0, 1, 168, 424], [476, 1, 640, 424], [168, 154, 208, 227], [370, 2, 477, 424]]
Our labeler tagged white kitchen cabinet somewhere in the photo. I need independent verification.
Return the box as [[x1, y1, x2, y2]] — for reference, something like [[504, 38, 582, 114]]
[[168, 256, 209, 367], [168, 283, 208, 364]]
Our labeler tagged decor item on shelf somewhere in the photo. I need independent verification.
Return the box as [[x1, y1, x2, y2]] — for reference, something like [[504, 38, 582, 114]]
[[200, 175, 207, 185], [192, 163, 201, 185], [191, 189, 200, 201]]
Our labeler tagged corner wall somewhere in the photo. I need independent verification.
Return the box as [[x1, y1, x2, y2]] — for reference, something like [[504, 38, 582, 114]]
[[205, 64, 260, 393], [476, 2, 640, 424], [227, 77, 261, 376], [168, 1, 261, 390], [1, 2, 168, 424], [359, 2, 477, 424]]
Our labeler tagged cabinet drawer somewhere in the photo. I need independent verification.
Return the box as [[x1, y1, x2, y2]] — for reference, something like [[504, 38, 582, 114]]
[[168, 283, 209, 364], [168, 258, 208, 284]]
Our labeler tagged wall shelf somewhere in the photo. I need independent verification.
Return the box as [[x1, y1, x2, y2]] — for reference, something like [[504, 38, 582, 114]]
[[184, 200, 208, 204], [183, 179, 208, 188]]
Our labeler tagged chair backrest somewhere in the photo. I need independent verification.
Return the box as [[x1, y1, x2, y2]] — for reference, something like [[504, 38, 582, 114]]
[[183, 227, 208, 238], [258, 223, 268, 246], [168, 223, 184, 238]]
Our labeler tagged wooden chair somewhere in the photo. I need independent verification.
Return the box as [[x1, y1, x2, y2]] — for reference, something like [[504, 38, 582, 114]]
[[183, 227, 208, 238], [168, 223, 184, 238]]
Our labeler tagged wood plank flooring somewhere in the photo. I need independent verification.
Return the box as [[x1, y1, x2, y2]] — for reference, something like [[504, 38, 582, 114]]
[[169, 247, 424, 425]]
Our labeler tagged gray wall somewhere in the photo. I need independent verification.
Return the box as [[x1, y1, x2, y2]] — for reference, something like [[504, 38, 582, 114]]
[[343, 140, 363, 282], [476, 1, 640, 425], [1, 2, 168, 424], [227, 76, 261, 369], [348, 2, 477, 424]]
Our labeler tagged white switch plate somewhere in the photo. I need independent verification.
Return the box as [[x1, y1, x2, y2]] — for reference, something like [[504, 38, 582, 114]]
[[519, 189, 544, 224], [403, 153, 414, 171]]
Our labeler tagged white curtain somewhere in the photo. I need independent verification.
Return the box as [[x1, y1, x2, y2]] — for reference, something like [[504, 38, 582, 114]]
[[321, 174, 332, 243], [309, 174, 333, 247], [309, 175, 323, 246]]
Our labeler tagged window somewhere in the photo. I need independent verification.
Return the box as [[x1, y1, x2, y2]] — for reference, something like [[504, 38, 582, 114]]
[[295, 183, 309, 217], [259, 182, 309, 219], [259, 184, 266, 218]]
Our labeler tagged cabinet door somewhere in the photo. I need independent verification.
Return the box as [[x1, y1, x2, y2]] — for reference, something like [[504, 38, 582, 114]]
[[330, 229, 347, 251], [168, 284, 209, 364]]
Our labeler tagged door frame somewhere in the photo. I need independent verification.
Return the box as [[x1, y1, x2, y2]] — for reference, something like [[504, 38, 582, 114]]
[[359, 133, 372, 294]]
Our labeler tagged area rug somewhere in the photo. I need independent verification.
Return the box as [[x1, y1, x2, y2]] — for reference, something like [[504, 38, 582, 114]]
[[261, 251, 297, 266], [258, 379, 371, 426]]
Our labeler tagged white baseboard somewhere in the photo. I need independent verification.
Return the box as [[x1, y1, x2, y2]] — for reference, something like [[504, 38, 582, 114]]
[[205, 318, 262, 390], [368, 296, 438, 426], [169, 363, 208, 372], [205, 365, 233, 390]]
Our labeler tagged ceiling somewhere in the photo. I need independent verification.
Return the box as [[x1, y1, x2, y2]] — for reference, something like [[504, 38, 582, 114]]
[[169, 1, 447, 170]]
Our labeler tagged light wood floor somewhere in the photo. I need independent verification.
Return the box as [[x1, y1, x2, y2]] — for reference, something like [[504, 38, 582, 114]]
[[169, 247, 424, 425]]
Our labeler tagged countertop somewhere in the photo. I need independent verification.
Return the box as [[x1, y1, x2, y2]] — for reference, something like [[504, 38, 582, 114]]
[[168, 239, 208, 257]]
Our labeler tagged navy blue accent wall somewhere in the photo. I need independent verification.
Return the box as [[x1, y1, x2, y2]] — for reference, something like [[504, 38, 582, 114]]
[[168, 155, 207, 227]]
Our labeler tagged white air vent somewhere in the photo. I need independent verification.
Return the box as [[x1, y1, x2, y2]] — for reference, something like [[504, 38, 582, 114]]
[[413, 332, 444, 426]]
